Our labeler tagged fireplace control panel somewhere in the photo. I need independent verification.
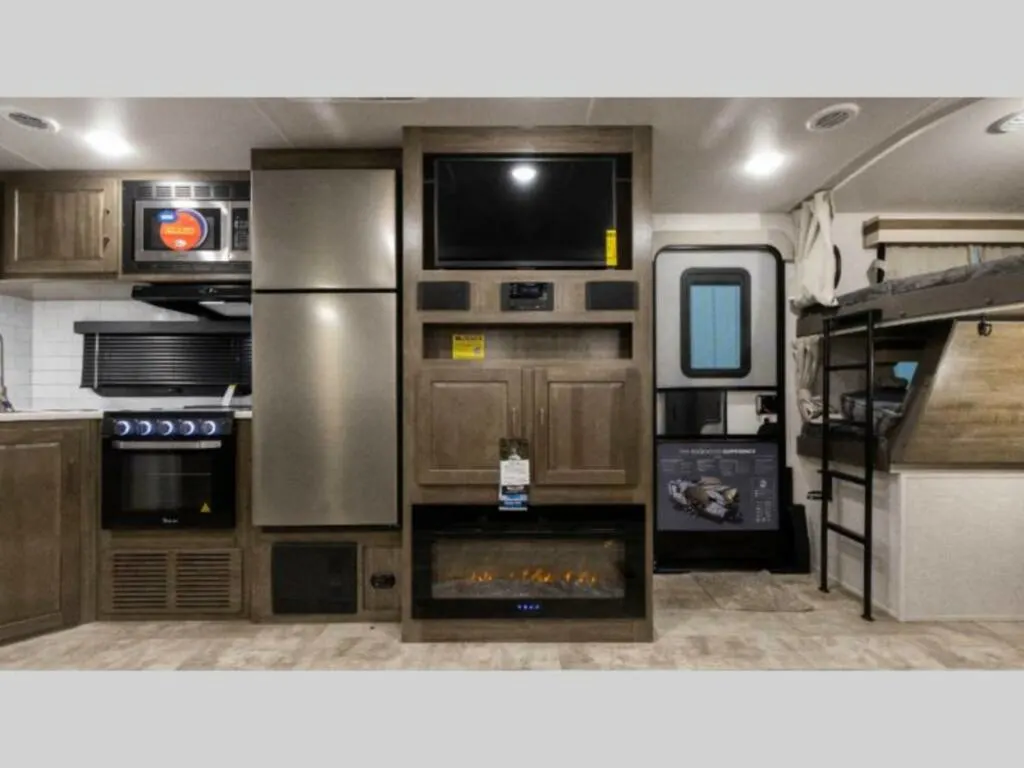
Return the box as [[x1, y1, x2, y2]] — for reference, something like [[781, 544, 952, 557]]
[[516, 602, 542, 613]]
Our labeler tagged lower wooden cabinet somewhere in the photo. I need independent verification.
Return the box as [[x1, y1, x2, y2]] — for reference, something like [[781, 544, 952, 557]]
[[533, 367, 641, 486], [0, 421, 96, 645], [414, 365, 642, 487]]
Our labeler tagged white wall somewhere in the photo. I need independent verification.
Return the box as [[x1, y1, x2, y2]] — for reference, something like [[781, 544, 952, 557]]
[[0, 295, 33, 409]]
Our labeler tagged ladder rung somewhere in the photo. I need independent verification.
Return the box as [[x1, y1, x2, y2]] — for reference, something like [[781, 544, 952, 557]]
[[826, 363, 868, 371], [826, 521, 866, 545], [823, 469, 868, 486]]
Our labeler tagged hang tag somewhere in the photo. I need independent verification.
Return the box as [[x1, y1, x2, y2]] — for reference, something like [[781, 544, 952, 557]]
[[499, 438, 530, 511]]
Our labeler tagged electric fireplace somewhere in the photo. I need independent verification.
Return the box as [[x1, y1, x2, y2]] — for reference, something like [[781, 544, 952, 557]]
[[411, 504, 645, 620]]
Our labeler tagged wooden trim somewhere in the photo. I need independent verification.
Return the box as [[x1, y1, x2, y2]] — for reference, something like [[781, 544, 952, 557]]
[[418, 126, 636, 154], [404, 618, 652, 643], [863, 216, 1024, 247], [250, 148, 402, 171]]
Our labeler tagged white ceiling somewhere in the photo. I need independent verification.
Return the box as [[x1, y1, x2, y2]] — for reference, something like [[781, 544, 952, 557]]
[[833, 97, 1024, 214], [0, 97, 1018, 213]]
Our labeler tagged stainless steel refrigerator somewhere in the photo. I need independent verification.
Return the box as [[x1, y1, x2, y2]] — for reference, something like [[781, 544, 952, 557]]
[[251, 169, 398, 527]]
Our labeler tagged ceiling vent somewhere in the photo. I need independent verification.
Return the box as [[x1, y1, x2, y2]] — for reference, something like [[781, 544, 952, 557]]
[[987, 110, 1024, 134], [1, 108, 60, 133], [806, 103, 860, 133]]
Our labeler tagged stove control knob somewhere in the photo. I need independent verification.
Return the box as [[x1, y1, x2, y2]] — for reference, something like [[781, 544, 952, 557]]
[[200, 419, 219, 437], [113, 419, 133, 437], [137, 419, 154, 437], [157, 419, 176, 437], [179, 420, 198, 437]]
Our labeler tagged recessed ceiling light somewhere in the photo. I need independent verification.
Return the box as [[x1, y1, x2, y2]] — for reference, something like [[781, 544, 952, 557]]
[[988, 110, 1024, 134], [1, 108, 60, 133], [510, 164, 538, 185], [743, 150, 785, 178], [806, 103, 860, 133], [84, 130, 133, 157]]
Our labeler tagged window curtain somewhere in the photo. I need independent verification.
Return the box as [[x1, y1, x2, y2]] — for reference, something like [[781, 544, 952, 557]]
[[791, 190, 838, 310]]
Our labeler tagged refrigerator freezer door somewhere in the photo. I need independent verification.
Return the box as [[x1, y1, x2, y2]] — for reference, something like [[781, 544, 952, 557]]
[[252, 169, 397, 290], [252, 292, 398, 527]]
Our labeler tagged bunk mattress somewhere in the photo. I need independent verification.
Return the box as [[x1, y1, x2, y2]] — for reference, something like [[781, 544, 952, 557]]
[[797, 252, 1024, 334]]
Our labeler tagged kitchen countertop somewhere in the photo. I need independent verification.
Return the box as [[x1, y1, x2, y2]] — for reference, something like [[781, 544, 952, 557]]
[[0, 410, 252, 422]]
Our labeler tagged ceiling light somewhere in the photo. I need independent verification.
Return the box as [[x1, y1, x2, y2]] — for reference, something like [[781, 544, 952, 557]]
[[84, 130, 133, 157], [743, 151, 785, 178], [988, 110, 1024, 134], [1, 108, 60, 133], [510, 164, 538, 185]]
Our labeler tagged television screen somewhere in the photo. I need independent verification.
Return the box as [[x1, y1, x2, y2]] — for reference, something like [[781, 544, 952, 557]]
[[434, 156, 617, 269]]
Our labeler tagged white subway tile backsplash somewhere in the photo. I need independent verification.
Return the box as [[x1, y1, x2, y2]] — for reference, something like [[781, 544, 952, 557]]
[[0, 295, 34, 409]]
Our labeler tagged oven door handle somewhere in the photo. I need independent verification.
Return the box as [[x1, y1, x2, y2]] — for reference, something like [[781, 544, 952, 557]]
[[112, 440, 223, 450]]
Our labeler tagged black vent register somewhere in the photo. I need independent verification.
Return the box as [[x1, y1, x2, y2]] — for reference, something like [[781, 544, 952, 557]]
[[271, 542, 359, 615], [75, 321, 251, 397]]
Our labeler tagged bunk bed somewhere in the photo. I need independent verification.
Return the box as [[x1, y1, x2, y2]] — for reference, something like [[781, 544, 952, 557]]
[[795, 217, 1024, 622]]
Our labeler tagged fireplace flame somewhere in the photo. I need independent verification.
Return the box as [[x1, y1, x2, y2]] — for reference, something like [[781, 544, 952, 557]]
[[465, 568, 599, 586]]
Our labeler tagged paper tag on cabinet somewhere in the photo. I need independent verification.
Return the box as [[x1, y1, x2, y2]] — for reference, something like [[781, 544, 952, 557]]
[[499, 438, 530, 511]]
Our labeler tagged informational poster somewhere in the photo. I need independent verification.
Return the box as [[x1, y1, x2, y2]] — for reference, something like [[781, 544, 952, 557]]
[[656, 441, 779, 532], [499, 438, 530, 511]]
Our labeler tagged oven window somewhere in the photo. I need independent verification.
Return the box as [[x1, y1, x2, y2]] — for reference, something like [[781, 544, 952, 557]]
[[142, 206, 222, 252], [118, 451, 218, 515], [431, 538, 627, 600]]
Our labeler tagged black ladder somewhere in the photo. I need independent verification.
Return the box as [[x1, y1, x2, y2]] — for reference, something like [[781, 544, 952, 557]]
[[809, 310, 878, 621]]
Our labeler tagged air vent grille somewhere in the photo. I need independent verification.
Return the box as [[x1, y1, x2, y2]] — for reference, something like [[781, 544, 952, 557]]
[[806, 103, 861, 133], [106, 551, 171, 613], [102, 549, 242, 617], [2, 109, 60, 133], [131, 181, 248, 201], [174, 551, 241, 612]]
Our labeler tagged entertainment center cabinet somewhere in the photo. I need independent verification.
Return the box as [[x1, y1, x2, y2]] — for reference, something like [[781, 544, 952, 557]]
[[402, 127, 654, 642]]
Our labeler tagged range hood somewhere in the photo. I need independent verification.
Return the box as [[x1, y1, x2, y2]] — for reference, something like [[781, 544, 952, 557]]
[[131, 283, 252, 321]]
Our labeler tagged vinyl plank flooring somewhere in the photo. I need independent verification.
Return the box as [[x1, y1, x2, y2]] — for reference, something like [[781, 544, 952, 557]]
[[3, 575, 1024, 671]]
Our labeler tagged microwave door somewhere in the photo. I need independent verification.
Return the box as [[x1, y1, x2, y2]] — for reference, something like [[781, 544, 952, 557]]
[[134, 200, 231, 262]]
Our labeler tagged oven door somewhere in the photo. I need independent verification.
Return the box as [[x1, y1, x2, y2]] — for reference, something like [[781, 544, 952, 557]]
[[102, 438, 237, 530], [134, 200, 233, 264]]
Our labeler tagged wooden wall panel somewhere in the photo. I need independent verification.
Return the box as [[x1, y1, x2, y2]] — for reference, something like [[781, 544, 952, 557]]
[[900, 321, 1024, 466]]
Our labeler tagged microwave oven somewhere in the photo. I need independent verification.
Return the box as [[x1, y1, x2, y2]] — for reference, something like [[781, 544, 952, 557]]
[[122, 179, 251, 276]]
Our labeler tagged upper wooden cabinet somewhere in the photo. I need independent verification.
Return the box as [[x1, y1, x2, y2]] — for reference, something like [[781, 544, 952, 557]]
[[0, 421, 95, 645], [533, 367, 641, 486], [415, 367, 522, 486], [2, 174, 120, 277]]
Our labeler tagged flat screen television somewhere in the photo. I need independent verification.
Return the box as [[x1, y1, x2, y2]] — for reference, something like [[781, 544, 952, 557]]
[[431, 155, 620, 269]]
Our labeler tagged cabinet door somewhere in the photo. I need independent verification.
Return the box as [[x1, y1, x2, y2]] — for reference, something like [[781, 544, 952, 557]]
[[0, 425, 83, 644], [532, 367, 642, 486], [2, 174, 120, 276], [415, 368, 522, 485]]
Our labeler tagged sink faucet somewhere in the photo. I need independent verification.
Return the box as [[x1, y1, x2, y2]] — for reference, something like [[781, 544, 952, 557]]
[[0, 331, 14, 412]]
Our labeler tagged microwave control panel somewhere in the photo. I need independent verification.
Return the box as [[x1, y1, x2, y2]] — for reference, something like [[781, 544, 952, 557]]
[[501, 282, 554, 312]]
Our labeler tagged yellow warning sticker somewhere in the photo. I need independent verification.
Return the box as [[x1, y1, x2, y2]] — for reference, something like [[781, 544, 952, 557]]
[[605, 229, 618, 267], [452, 334, 485, 360], [200, 502, 211, 514]]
